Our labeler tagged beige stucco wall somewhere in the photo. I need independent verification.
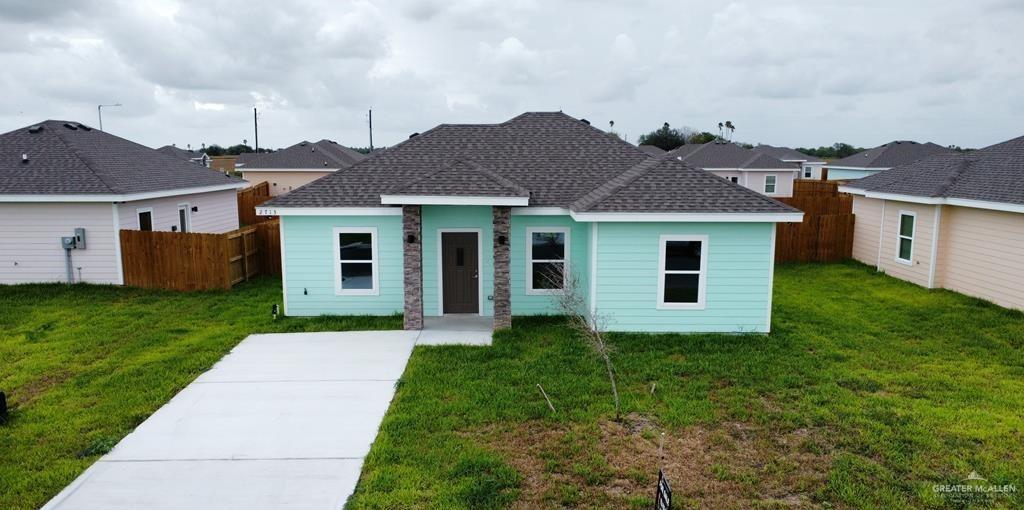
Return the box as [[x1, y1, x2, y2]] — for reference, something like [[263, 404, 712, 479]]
[[877, 200, 938, 287], [852, 196, 883, 265], [241, 170, 332, 196], [851, 196, 937, 287], [935, 206, 1024, 310]]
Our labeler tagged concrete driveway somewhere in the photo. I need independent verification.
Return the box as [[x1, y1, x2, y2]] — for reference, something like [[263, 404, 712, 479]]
[[43, 330, 420, 510]]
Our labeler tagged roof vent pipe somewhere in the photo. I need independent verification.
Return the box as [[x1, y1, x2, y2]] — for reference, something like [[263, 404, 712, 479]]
[[22, 153, 28, 163], [409, 132, 419, 139], [580, 118, 590, 125]]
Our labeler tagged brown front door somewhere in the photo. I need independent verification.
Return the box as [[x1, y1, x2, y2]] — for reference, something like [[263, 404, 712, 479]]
[[441, 232, 479, 314]]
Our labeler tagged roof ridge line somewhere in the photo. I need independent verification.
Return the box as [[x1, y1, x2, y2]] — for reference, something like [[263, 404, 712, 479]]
[[571, 156, 665, 212], [48, 122, 119, 194], [931, 157, 973, 198]]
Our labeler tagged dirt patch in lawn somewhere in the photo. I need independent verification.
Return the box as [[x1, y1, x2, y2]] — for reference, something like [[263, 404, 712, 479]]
[[468, 414, 834, 509]]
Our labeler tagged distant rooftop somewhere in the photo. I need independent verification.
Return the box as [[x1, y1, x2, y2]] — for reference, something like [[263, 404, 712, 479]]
[[238, 139, 366, 169], [830, 141, 955, 168], [844, 135, 1024, 206], [665, 141, 794, 170], [0, 120, 242, 196]]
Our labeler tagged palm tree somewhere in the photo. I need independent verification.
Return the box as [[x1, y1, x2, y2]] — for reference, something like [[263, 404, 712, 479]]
[[717, 122, 724, 140], [724, 121, 735, 141]]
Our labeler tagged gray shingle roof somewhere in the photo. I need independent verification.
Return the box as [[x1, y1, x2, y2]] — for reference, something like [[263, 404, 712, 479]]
[[844, 135, 1024, 206], [665, 142, 795, 170], [0, 120, 243, 195], [752, 144, 824, 163], [238, 139, 366, 169], [262, 112, 795, 215], [829, 141, 955, 168], [385, 159, 530, 197], [158, 145, 198, 160], [572, 155, 797, 213], [638, 144, 666, 156]]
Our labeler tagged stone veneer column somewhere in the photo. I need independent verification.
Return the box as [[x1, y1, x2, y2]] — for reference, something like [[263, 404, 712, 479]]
[[492, 206, 512, 329], [403, 205, 423, 330]]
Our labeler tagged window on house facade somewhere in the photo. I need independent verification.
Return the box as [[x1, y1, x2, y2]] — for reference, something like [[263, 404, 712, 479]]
[[137, 209, 153, 231], [527, 227, 569, 294], [764, 175, 777, 194], [730, 176, 739, 183], [896, 211, 915, 265], [657, 235, 708, 309], [334, 227, 378, 295], [804, 166, 812, 178]]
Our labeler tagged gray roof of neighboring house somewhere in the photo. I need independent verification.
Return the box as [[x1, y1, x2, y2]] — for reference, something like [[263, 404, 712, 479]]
[[572, 155, 798, 213], [263, 112, 796, 215], [637, 144, 666, 156], [844, 135, 1024, 206], [752, 144, 824, 163], [0, 120, 243, 196], [238, 139, 366, 169], [829, 141, 955, 168], [665, 142, 795, 170], [157, 145, 209, 162]]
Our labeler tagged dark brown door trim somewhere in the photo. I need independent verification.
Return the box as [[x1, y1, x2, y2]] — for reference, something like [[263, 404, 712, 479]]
[[441, 230, 480, 314]]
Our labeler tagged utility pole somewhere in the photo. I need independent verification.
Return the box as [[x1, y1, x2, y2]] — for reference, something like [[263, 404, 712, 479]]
[[97, 103, 121, 131], [368, 109, 373, 152], [253, 107, 259, 153]]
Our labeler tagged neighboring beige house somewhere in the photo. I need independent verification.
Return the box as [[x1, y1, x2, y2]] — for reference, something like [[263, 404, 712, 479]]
[[0, 120, 246, 285], [666, 141, 799, 197], [842, 135, 1024, 310], [236, 140, 366, 196]]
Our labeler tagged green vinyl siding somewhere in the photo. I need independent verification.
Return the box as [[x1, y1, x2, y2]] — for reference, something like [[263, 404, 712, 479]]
[[510, 215, 590, 315], [281, 215, 404, 316], [421, 205, 494, 317], [594, 222, 773, 333]]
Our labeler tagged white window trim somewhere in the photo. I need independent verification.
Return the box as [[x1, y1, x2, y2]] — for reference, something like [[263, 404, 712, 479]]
[[657, 234, 708, 310], [136, 207, 154, 231], [177, 203, 191, 232], [764, 175, 778, 194], [333, 226, 380, 296], [436, 228, 484, 316], [895, 210, 916, 266], [803, 166, 812, 178], [526, 226, 571, 295]]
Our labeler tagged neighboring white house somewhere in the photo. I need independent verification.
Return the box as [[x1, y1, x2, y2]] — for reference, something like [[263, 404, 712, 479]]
[[0, 120, 247, 285], [665, 141, 800, 197], [826, 141, 954, 181], [752, 144, 826, 180], [236, 139, 367, 196]]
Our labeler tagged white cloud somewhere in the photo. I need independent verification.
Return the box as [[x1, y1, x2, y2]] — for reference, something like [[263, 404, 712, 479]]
[[0, 0, 1020, 150]]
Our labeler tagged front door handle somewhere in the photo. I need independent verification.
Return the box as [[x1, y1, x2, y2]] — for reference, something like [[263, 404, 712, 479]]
[[474, 271, 478, 279]]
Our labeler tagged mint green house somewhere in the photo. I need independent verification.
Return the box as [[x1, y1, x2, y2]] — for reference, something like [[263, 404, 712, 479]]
[[258, 113, 802, 333]]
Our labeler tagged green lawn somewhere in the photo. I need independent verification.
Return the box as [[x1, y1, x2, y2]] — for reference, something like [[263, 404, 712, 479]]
[[0, 278, 400, 510], [2, 265, 1022, 509], [347, 262, 1024, 509]]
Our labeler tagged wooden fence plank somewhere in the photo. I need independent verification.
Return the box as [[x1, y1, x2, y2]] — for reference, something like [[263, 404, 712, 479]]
[[775, 182, 856, 263], [236, 181, 273, 226], [120, 223, 272, 291]]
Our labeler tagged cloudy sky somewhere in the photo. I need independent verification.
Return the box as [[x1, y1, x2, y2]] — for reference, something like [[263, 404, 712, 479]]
[[1, 0, 1021, 151]]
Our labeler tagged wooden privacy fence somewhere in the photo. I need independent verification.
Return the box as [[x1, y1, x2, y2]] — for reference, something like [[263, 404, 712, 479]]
[[775, 180, 855, 263], [237, 181, 272, 226], [120, 223, 277, 291]]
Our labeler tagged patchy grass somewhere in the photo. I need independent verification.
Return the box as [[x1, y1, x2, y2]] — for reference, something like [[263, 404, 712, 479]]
[[348, 262, 1024, 509], [0, 278, 400, 510]]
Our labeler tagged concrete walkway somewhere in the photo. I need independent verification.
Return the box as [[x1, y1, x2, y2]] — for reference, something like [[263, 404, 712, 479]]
[[43, 330, 421, 510]]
